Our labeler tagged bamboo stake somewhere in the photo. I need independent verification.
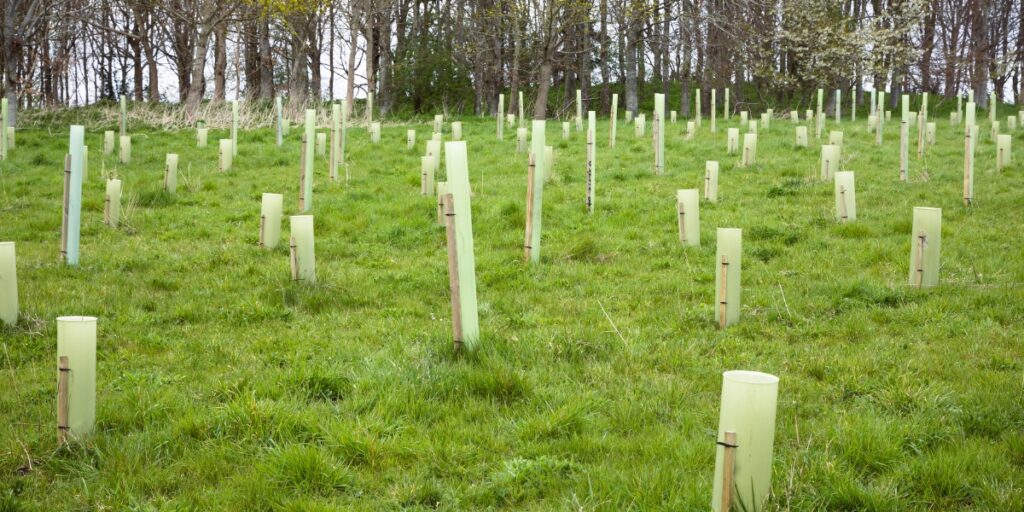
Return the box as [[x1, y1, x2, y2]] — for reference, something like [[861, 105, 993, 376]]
[[915, 232, 927, 288], [718, 255, 729, 329], [289, 236, 299, 281], [523, 153, 536, 261], [57, 356, 70, 445], [839, 186, 849, 222], [60, 155, 70, 259], [719, 431, 738, 512], [677, 202, 687, 243], [443, 193, 462, 351]]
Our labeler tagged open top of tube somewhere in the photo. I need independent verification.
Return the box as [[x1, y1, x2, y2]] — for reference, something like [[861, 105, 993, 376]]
[[56, 316, 97, 323], [723, 370, 779, 385]]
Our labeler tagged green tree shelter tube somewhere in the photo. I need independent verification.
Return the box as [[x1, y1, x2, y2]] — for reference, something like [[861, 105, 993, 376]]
[[909, 207, 941, 288], [105, 179, 122, 228], [260, 193, 283, 250], [497, 94, 504, 140], [676, 189, 700, 247], [528, 120, 546, 263], [231, 100, 239, 156], [219, 139, 232, 172], [57, 316, 97, 441], [164, 154, 178, 194], [66, 126, 85, 266], [290, 215, 316, 283], [120, 96, 127, 135], [104, 131, 114, 155], [0, 98, 7, 160], [711, 370, 779, 512], [276, 96, 283, 146], [715, 228, 742, 327], [834, 171, 856, 222], [330, 103, 341, 180], [654, 94, 665, 173], [303, 109, 315, 211], [119, 135, 131, 164], [0, 242, 17, 326], [445, 141, 480, 351]]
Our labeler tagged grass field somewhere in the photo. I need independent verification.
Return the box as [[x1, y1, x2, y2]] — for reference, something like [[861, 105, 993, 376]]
[[1, 106, 1023, 510]]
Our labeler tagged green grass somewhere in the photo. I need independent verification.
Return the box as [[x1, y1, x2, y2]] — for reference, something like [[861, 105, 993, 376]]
[[1, 110, 1023, 510]]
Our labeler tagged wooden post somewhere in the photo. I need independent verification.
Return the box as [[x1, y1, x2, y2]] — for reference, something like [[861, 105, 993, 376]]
[[289, 236, 299, 281], [258, 215, 266, 248], [443, 193, 462, 351], [103, 195, 111, 225], [914, 231, 926, 288], [61, 155, 70, 259], [524, 153, 536, 261], [718, 255, 729, 329], [57, 355, 70, 445], [839, 186, 849, 222], [719, 431, 738, 512], [677, 202, 687, 244]]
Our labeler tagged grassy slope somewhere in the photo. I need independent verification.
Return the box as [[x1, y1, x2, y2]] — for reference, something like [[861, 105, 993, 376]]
[[1, 109, 1023, 511]]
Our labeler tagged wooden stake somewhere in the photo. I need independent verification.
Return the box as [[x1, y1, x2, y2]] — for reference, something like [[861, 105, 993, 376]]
[[704, 171, 711, 200], [652, 112, 660, 173], [57, 356, 70, 445], [718, 255, 729, 329], [104, 195, 111, 225], [443, 193, 463, 351], [720, 431, 738, 512], [258, 215, 266, 247], [677, 201, 687, 243], [289, 236, 299, 281], [524, 153, 536, 261], [839, 186, 849, 221], [437, 187, 445, 225], [61, 155, 71, 259], [915, 232, 927, 288]]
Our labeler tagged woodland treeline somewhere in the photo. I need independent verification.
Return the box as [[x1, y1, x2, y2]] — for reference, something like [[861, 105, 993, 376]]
[[1, 0, 1021, 122]]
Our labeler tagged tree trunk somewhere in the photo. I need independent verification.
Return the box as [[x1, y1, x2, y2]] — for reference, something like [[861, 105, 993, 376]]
[[213, 21, 227, 102]]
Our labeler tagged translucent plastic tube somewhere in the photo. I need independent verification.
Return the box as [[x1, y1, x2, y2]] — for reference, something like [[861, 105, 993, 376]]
[[997, 134, 1012, 169], [676, 189, 700, 247], [290, 215, 316, 283], [445, 141, 479, 351], [164, 154, 178, 194], [426, 140, 441, 173], [316, 132, 326, 156], [0, 242, 17, 326], [421, 156, 434, 196], [704, 161, 719, 203], [715, 228, 742, 327], [196, 128, 208, 148], [331, 103, 342, 179], [910, 207, 942, 287], [260, 193, 283, 250], [119, 135, 131, 164], [104, 131, 114, 155], [741, 134, 757, 167], [6, 127, 14, 150], [66, 126, 85, 266], [407, 129, 416, 150], [727, 128, 738, 154], [795, 126, 808, 147], [219, 139, 232, 172], [828, 130, 844, 154], [712, 370, 780, 512], [820, 144, 839, 181], [834, 171, 856, 222], [434, 114, 444, 133], [496, 94, 504, 140], [105, 179, 122, 228], [57, 316, 97, 439], [276, 96, 284, 146], [231, 100, 239, 156], [528, 120, 546, 263], [370, 122, 381, 144], [303, 109, 315, 209], [561, 122, 569, 141], [451, 122, 462, 141]]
